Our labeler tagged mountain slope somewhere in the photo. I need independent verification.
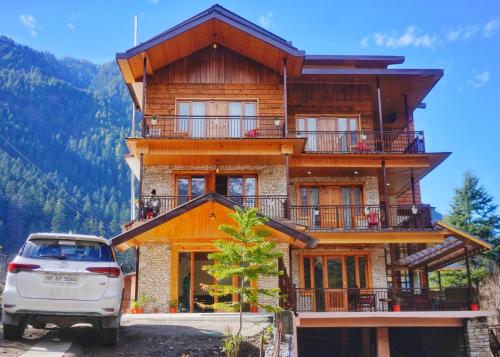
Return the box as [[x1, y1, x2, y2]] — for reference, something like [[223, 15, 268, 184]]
[[0, 36, 132, 254]]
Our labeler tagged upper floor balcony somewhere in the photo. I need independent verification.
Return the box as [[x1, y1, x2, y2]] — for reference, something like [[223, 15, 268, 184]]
[[139, 195, 432, 230], [140, 115, 426, 154]]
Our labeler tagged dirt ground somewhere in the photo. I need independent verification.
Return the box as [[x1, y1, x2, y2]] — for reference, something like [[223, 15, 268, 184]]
[[0, 313, 273, 357]]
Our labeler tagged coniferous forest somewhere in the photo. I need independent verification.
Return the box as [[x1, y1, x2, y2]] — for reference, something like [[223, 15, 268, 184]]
[[0, 36, 133, 255]]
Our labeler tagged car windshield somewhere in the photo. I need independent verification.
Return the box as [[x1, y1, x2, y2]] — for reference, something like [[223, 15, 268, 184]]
[[20, 239, 114, 262]]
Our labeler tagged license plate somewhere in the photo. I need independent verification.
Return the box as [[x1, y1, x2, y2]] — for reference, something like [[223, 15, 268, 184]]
[[44, 273, 79, 285]]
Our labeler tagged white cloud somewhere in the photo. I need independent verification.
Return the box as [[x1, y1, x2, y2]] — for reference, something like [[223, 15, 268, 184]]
[[365, 26, 436, 49], [361, 18, 499, 49], [67, 23, 75, 31], [20, 14, 37, 37], [468, 71, 490, 88], [258, 12, 274, 30]]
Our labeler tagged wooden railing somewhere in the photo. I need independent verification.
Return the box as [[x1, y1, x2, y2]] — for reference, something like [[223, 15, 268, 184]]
[[289, 204, 432, 230], [143, 115, 286, 139], [294, 130, 425, 153], [295, 287, 478, 312], [139, 195, 288, 220]]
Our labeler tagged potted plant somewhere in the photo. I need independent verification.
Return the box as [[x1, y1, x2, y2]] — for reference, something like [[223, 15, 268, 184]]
[[250, 304, 258, 313], [151, 114, 158, 125], [392, 294, 402, 312], [129, 293, 152, 314], [470, 293, 479, 311], [169, 299, 178, 313]]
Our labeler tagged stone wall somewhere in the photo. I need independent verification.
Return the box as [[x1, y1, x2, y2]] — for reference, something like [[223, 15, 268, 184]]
[[138, 242, 172, 312], [289, 245, 387, 288], [142, 164, 286, 197], [465, 317, 493, 357], [289, 176, 380, 205], [257, 242, 289, 311]]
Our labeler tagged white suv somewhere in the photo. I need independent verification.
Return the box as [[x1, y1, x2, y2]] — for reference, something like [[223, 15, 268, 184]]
[[2, 233, 124, 345]]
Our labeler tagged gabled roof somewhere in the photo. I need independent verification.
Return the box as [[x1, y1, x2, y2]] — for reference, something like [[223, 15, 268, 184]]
[[111, 193, 318, 249], [116, 4, 305, 82], [395, 221, 492, 271]]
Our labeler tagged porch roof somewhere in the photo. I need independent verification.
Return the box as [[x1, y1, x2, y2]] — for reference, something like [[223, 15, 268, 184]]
[[111, 193, 318, 250], [395, 221, 492, 271]]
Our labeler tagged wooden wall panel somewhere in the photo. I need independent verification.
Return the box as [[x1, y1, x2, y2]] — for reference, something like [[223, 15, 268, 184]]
[[145, 46, 284, 117], [287, 82, 375, 132]]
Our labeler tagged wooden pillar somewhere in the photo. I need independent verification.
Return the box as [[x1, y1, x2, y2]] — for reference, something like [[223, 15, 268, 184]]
[[141, 57, 147, 137], [283, 58, 288, 138], [390, 244, 398, 288], [135, 246, 140, 300], [404, 93, 411, 148], [376, 327, 390, 357], [138, 153, 144, 219], [376, 77, 385, 152], [285, 154, 290, 219], [410, 171, 416, 205], [423, 265, 429, 288], [437, 270, 442, 290], [465, 246, 472, 288], [381, 160, 389, 226]]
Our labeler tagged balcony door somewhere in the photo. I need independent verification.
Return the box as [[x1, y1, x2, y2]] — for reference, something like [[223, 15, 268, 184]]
[[302, 254, 369, 311], [299, 185, 363, 228], [297, 116, 359, 152]]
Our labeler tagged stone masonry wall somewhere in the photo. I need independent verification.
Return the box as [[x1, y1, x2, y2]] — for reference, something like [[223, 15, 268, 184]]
[[290, 245, 387, 288], [142, 164, 287, 197], [258, 243, 289, 311], [465, 317, 493, 357], [138, 242, 172, 312], [289, 176, 380, 205]]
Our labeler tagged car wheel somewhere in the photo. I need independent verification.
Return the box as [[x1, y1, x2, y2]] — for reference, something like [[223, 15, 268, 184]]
[[3, 323, 25, 340], [100, 326, 119, 346]]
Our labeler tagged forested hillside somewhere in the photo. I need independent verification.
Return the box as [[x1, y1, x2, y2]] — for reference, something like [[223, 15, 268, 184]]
[[0, 36, 133, 255]]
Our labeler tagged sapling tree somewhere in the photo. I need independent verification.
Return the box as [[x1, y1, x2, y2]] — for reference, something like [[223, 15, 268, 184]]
[[201, 207, 283, 357]]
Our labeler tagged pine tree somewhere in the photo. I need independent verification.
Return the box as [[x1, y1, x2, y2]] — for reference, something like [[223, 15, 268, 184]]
[[434, 171, 500, 287], [201, 207, 283, 357]]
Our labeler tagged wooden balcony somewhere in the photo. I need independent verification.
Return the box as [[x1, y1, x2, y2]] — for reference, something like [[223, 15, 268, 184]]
[[295, 287, 478, 312], [139, 195, 288, 221], [143, 115, 285, 139], [289, 204, 432, 230], [295, 130, 425, 153]]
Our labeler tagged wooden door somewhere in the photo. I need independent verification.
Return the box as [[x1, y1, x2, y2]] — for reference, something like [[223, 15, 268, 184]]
[[324, 257, 348, 311], [319, 186, 341, 228], [207, 101, 228, 138], [316, 118, 335, 151]]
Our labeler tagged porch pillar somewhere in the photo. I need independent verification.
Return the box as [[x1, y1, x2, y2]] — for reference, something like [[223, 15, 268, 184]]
[[376, 77, 385, 152], [410, 171, 416, 205], [437, 270, 442, 290], [404, 93, 411, 148], [464, 246, 473, 288], [283, 57, 288, 138], [141, 56, 147, 137], [138, 153, 144, 219], [135, 246, 140, 300], [381, 160, 389, 226], [376, 327, 390, 357]]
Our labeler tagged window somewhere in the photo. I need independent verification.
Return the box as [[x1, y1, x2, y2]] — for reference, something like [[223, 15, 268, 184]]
[[21, 239, 114, 262], [177, 101, 257, 138], [296, 116, 360, 151], [176, 175, 206, 204], [216, 174, 257, 205]]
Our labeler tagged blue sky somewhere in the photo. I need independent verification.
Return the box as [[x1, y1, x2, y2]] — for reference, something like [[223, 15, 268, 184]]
[[1, 0, 499, 215]]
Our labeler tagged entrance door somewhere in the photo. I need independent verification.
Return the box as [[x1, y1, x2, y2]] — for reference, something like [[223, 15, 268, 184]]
[[177, 252, 214, 312]]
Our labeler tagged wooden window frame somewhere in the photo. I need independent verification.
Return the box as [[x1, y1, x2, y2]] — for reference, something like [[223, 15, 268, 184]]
[[298, 252, 372, 289], [297, 184, 365, 206], [175, 174, 207, 198], [295, 114, 361, 132]]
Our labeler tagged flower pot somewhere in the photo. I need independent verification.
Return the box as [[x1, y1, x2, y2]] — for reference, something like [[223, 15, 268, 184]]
[[393, 304, 401, 312], [169, 307, 177, 313], [250, 306, 258, 313], [129, 307, 144, 314], [470, 303, 479, 311]]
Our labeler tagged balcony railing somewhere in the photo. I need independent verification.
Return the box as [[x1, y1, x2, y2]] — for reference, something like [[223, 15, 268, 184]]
[[139, 195, 288, 220], [289, 204, 432, 230], [295, 130, 425, 153], [295, 287, 478, 312], [143, 115, 286, 139]]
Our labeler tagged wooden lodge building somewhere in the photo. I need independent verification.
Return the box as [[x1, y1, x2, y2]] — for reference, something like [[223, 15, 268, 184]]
[[112, 5, 493, 356]]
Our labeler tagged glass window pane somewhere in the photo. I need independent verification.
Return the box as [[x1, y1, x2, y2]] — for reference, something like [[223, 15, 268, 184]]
[[303, 257, 312, 289], [313, 256, 324, 289], [178, 103, 189, 132], [228, 102, 242, 138], [306, 118, 317, 151], [191, 102, 205, 138], [177, 178, 188, 203], [353, 188, 362, 206], [358, 256, 367, 288], [191, 177, 205, 197], [346, 256, 357, 288], [244, 103, 256, 131], [244, 177, 256, 196], [327, 258, 343, 288], [349, 118, 358, 131], [229, 177, 243, 196]]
